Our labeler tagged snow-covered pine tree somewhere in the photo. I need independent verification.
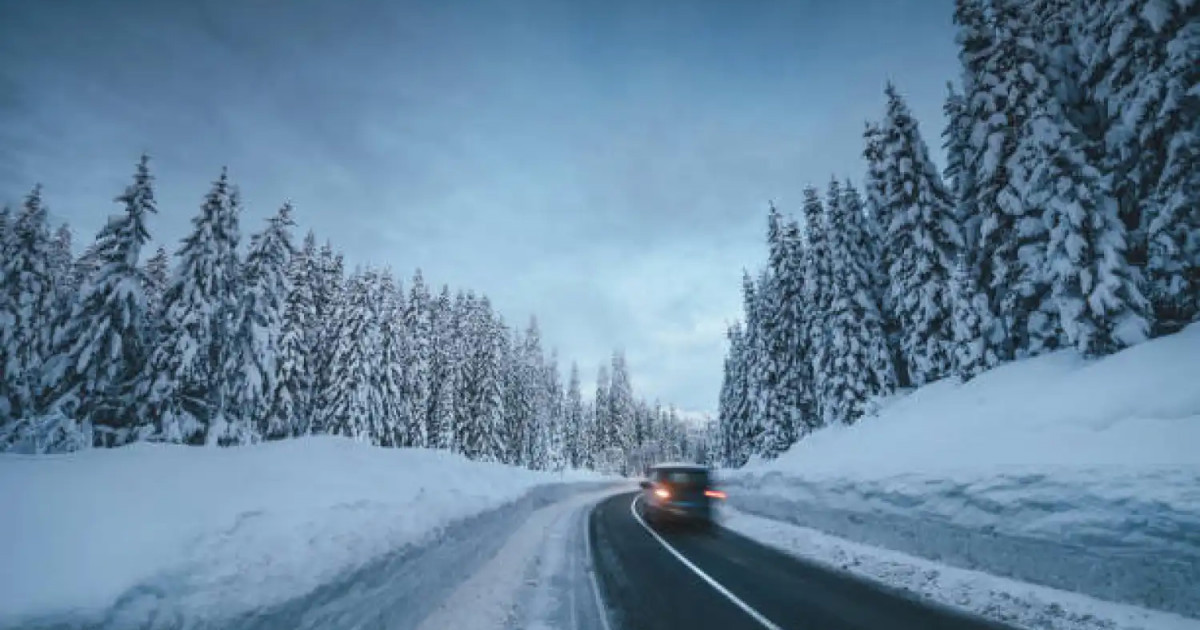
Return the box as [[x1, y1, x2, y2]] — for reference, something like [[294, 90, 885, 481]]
[[820, 178, 897, 425], [862, 121, 893, 311], [1082, 0, 1199, 331], [565, 361, 585, 468], [0, 204, 9, 423], [473, 297, 509, 461], [225, 203, 295, 442], [608, 350, 636, 474], [142, 246, 169, 343], [306, 242, 344, 434], [45, 156, 157, 444], [877, 84, 962, 383], [48, 224, 75, 328], [800, 187, 833, 426], [321, 268, 385, 443], [949, 256, 992, 380], [942, 81, 977, 252], [592, 364, 613, 471], [404, 269, 433, 448], [954, 0, 1022, 362], [716, 324, 739, 467], [757, 204, 798, 458], [428, 285, 458, 450], [376, 270, 407, 447], [543, 349, 567, 471], [1, 186, 59, 421], [279, 234, 315, 436], [1008, 2, 1152, 357], [141, 169, 241, 444]]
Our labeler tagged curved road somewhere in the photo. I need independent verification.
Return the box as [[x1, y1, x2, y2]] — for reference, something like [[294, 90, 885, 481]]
[[588, 491, 1016, 630]]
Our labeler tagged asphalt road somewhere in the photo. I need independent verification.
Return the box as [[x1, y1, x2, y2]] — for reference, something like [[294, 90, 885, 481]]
[[588, 491, 1016, 630]]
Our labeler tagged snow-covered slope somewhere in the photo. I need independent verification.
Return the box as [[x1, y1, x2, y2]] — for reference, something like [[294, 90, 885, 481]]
[[722, 324, 1200, 619], [0, 436, 605, 628]]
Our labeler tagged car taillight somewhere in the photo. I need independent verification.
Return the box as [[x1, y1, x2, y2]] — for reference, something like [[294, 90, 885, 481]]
[[654, 487, 670, 499], [704, 489, 726, 499]]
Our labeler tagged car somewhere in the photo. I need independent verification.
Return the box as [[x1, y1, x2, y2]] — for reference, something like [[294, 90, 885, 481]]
[[638, 462, 725, 531]]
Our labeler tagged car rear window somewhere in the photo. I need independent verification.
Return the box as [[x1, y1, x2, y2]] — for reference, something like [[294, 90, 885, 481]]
[[658, 469, 708, 485]]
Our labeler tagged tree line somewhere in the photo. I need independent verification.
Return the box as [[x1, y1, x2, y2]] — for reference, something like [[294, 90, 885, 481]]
[[0, 159, 709, 473], [718, 0, 1198, 466]]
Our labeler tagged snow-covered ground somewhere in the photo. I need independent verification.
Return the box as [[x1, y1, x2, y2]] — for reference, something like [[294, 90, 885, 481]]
[[724, 509, 1200, 630], [0, 436, 609, 629], [721, 324, 1200, 621]]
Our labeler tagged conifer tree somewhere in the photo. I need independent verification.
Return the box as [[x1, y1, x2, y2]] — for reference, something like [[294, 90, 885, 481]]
[[141, 169, 241, 444], [1, 186, 58, 420], [47, 157, 156, 444]]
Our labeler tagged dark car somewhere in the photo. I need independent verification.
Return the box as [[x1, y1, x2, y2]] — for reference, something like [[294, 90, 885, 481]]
[[639, 463, 725, 530]]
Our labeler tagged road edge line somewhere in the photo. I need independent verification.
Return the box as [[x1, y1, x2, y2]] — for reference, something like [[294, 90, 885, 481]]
[[630, 495, 784, 630], [584, 499, 616, 630]]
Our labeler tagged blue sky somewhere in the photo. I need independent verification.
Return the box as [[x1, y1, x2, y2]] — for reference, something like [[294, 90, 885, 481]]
[[0, 0, 958, 415]]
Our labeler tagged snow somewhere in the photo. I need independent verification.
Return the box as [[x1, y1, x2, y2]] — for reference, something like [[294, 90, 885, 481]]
[[724, 509, 1200, 630], [722, 324, 1200, 619], [0, 436, 606, 628]]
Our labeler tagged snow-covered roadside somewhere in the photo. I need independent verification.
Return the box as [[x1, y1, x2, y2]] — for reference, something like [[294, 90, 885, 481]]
[[721, 324, 1200, 619], [723, 508, 1200, 630], [0, 436, 609, 629]]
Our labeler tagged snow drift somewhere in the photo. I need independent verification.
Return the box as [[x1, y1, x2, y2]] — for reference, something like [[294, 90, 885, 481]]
[[722, 324, 1200, 618], [0, 436, 605, 628]]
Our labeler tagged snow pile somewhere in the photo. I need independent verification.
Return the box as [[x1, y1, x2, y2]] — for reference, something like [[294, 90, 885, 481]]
[[722, 324, 1200, 618], [0, 436, 605, 628]]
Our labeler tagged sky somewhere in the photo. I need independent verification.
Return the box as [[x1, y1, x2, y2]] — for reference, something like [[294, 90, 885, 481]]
[[0, 0, 959, 416]]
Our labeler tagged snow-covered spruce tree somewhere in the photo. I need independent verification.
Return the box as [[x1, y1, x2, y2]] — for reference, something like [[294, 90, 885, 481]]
[[428, 285, 458, 450], [142, 246, 169, 341], [862, 121, 894, 315], [815, 180, 895, 425], [1008, 5, 1151, 356], [401, 270, 432, 448], [279, 234, 315, 436], [543, 349, 567, 471], [458, 296, 507, 461], [224, 204, 295, 442], [592, 364, 612, 470], [306, 242, 344, 434], [607, 350, 636, 474], [321, 268, 386, 443], [45, 156, 156, 444], [877, 84, 962, 384], [1, 186, 59, 422], [48, 223, 75, 326], [756, 205, 801, 458], [1082, 0, 1200, 331], [800, 187, 833, 426], [141, 169, 241, 445], [0, 205, 9, 423], [716, 325, 738, 467], [954, 0, 1022, 362], [942, 81, 977, 252], [565, 361, 585, 468], [949, 256, 992, 380], [375, 270, 407, 447], [1144, 0, 1200, 330]]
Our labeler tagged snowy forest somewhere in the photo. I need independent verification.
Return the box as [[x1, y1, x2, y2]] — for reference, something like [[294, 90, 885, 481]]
[[718, 0, 1198, 466], [0, 160, 709, 473]]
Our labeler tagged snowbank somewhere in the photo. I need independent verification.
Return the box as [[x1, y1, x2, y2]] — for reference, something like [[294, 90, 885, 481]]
[[722, 324, 1200, 618], [0, 436, 605, 628]]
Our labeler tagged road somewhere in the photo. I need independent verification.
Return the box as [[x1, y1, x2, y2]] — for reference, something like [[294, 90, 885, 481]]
[[588, 491, 1015, 630]]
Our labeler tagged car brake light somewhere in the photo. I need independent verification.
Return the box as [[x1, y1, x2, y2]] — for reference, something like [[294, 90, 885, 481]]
[[654, 487, 670, 499], [705, 489, 726, 499]]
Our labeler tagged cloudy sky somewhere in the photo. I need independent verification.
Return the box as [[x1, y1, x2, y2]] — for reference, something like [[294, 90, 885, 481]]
[[0, 0, 958, 415]]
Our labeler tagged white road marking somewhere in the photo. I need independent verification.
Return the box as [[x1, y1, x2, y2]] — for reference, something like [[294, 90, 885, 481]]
[[584, 501, 616, 630], [630, 495, 785, 630]]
